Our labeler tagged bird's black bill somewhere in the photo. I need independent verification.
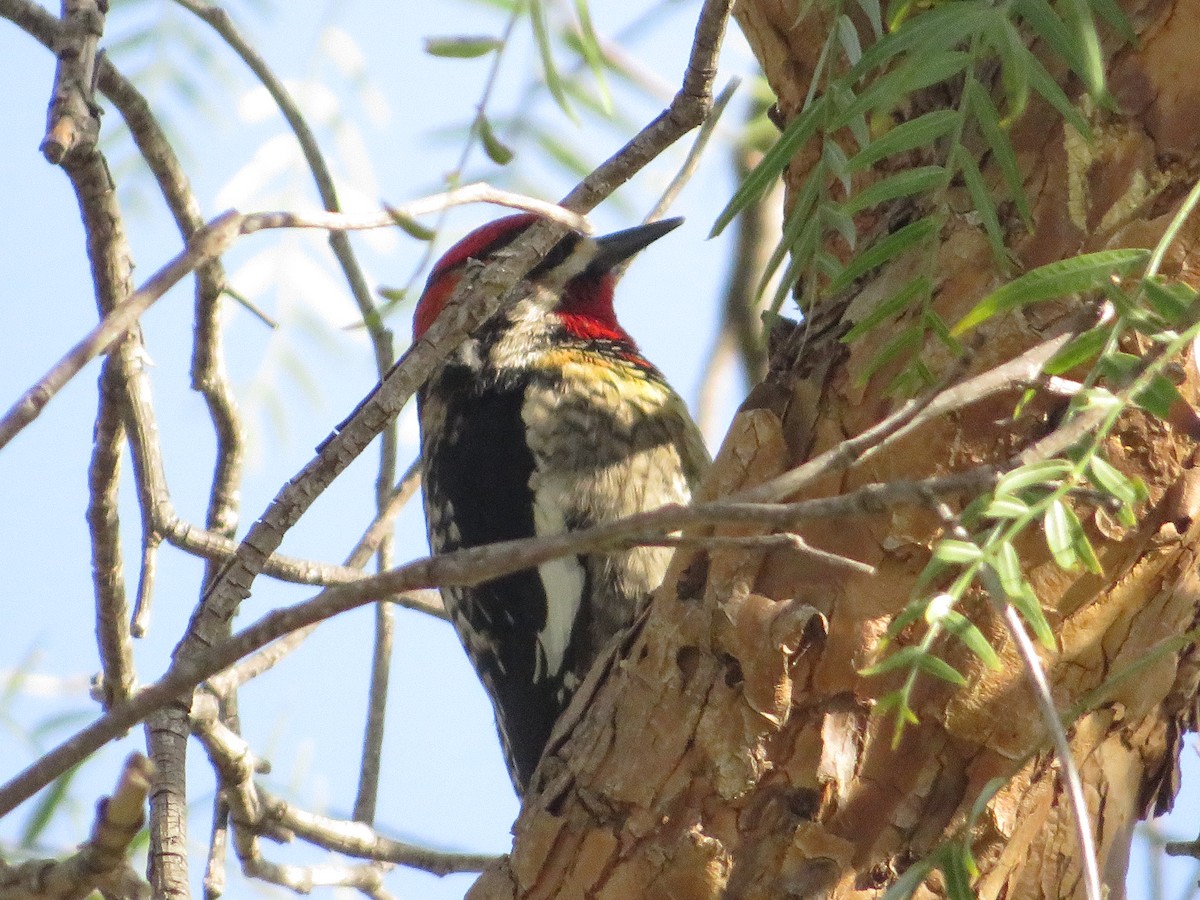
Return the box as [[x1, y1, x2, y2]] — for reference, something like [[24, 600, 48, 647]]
[[586, 217, 684, 276]]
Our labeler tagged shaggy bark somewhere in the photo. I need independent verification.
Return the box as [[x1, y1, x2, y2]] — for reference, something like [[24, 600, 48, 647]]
[[469, 0, 1200, 896]]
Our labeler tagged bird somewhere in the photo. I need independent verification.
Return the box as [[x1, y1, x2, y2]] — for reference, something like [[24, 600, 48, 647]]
[[414, 213, 710, 795]]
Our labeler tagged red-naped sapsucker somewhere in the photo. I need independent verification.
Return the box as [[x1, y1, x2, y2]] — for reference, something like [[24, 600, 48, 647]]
[[415, 214, 710, 795]]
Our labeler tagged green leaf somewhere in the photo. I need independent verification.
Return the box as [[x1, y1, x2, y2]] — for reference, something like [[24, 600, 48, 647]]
[[853, 1, 997, 80], [21, 766, 78, 847], [1044, 498, 1101, 572], [995, 459, 1073, 495], [1087, 0, 1135, 40], [1012, 0, 1091, 88], [844, 166, 946, 216], [478, 114, 515, 165], [942, 609, 1003, 670], [837, 13, 864, 65], [828, 216, 939, 294], [1043, 325, 1113, 374], [386, 207, 436, 240], [1088, 456, 1140, 507], [942, 844, 976, 900], [934, 539, 984, 564], [1134, 373, 1182, 420], [712, 96, 827, 236], [573, 0, 612, 114], [1061, 0, 1110, 101], [530, 0, 574, 118], [1010, 580, 1057, 649], [858, 0, 884, 38], [842, 276, 931, 343], [846, 110, 960, 172], [992, 541, 1025, 597], [953, 143, 1009, 270], [1142, 278, 1198, 325], [882, 855, 938, 900], [423, 35, 503, 58], [952, 249, 1149, 335], [1016, 32, 1092, 137], [985, 495, 1030, 520], [859, 322, 924, 383], [917, 653, 969, 686], [1044, 498, 1078, 570], [861, 646, 918, 677], [968, 83, 1032, 227]]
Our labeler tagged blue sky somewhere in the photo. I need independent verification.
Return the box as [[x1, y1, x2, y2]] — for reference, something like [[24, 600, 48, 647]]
[[0, 1, 1196, 898]]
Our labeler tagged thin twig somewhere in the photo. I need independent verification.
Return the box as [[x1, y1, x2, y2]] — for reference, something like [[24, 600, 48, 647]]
[[0, 188, 587, 453], [88, 360, 136, 707]]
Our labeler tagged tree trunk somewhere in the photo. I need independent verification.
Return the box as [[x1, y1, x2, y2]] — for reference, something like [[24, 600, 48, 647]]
[[469, 0, 1200, 896]]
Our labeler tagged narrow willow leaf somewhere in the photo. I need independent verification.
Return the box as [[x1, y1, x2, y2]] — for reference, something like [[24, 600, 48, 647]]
[[767, 215, 822, 314], [853, 1, 996, 80], [531, 129, 593, 178], [952, 248, 1149, 335], [916, 653, 968, 686], [759, 174, 823, 298], [934, 539, 984, 564], [995, 459, 1073, 495], [924, 308, 961, 353], [942, 610, 1003, 670], [712, 96, 827, 236], [859, 323, 924, 383], [1011, 581, 1057, 649], [966, 80, 1033, 226], [940, 845, 975, 900], [846, 110, 959, 172], [386, 207, 437, 240], [861, 645, 926, 677], [835, 53, 969, 141], [843, 166, 945, 216], [1063, 501, 1103, 573], [837, 13, 864, 65], [1044, 499, 1080, 570], [20, 767, 77, 847], [858, 0, 884, 38], [828, 216, 938, 294], [1087, 0, 1135, 40], [1142, 278, 1198, 325], [1061, 0, 1109, 101], [954, 144, 1009, 268], [478, 114, 515, 165], [1018, 36, 1091, 136], [530, 0, 574, 118], [824, 201, 858, 251], [1089, 456, 1140, 507], [987, 20, 1032, 128], [985, 495, 1030, 520], [883, 856, 938, 900], [992, 541, 1024, 597], [1012, 0, 1090, 86], [842, 276, 931, 342], [1043, 325, 1112, 374], [1134, 374, 1182, 420], [423, 35, 503, 58], [823, 135, 853, 193], [573, 0, 612, 114]]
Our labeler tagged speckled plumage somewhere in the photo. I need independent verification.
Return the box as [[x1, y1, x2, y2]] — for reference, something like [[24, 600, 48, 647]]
[[416, 217, 709, 794]]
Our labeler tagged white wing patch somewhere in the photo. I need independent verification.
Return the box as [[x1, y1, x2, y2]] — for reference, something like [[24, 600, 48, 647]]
[[531, 493, 585, 682]]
